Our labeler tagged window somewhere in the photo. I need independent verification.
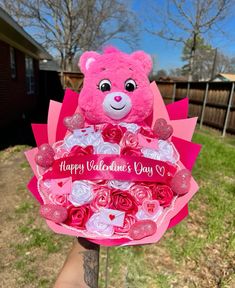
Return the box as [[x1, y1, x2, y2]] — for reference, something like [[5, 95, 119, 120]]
[[10, 47, 16, 79], [25, 56, 35, 94]]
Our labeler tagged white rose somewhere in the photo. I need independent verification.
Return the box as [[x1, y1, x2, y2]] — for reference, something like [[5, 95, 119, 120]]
[[68, 181, 93, 206], [95, 142, 120, 155], [108, 180, 133, 190], [119, 122, 140, 133]]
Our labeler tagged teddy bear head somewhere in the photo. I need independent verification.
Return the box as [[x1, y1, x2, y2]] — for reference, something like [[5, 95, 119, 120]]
[[78, 46, 153, 124]]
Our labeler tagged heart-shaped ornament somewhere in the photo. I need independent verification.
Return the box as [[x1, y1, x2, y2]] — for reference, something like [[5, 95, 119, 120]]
[[63, 113, 85, 132], [35, 143, 55, 168], [153, 118, 173, 140], [129, 220, 157, 240], [170, 169, 191, 195], [40, 204, 68, 223], [143, 200, 160, 216]]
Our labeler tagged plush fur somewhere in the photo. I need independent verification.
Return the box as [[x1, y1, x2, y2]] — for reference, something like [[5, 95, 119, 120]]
[[79, 46, 153, 124]]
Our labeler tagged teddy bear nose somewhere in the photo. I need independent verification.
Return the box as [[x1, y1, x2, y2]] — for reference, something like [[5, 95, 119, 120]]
[[114, 96, 122, 102]]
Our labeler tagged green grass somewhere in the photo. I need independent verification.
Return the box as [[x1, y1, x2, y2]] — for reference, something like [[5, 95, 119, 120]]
[[99, 130, 235, 287]]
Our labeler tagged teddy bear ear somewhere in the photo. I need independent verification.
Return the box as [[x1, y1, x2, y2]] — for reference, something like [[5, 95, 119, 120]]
[[78, 51, 100, 73], [130, 51, 153, 75]]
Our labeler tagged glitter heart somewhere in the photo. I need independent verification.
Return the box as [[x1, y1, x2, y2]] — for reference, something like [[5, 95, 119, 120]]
[[153, 118, 173, 140], [40, 204, 68, 223], [129, 220, 157, 240], [63, 113, 85, 132], [35, 143, 55, 168], [170, 169, 191, 195]]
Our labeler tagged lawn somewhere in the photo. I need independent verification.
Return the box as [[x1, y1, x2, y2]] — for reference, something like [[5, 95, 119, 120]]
[[0, 129, 234, 288]]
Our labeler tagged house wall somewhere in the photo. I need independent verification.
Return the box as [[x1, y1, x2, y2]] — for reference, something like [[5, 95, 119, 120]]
[[0, 39, 39, 128]]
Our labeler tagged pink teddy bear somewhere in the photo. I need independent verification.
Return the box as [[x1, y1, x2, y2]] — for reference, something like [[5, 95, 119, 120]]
[[79, 46, 153, 124]]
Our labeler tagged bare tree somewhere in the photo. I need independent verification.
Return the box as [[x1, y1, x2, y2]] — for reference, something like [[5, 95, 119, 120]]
[[0, 0, 139, 71], [147, 0, 233, 80]]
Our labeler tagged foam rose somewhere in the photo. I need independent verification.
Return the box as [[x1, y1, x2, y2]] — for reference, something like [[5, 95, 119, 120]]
[[129, 184, 152, 205], [64, 204, 91, 230]]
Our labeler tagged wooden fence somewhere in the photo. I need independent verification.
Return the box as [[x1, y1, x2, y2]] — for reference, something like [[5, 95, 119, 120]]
[[156, 81, 235, 136], [59, 72, 235, 136]]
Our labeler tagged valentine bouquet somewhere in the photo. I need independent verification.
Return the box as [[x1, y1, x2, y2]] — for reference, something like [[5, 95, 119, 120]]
[[25, 47, 201, 246]]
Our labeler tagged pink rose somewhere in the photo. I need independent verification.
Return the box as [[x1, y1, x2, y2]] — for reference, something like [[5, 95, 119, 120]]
[[49, 194, 69, 207], [121, 147, 143, 157], [152, 185, 173, 208], [102, 123, 126, 144], [129, 184, 152, 205], [114, 214, 136, 234], [110, 190, 138, 214], [120, 131, 139, 148], [64, 205, 91, 230], [90, 186, 111, 211], [69, 145, 94, 156]]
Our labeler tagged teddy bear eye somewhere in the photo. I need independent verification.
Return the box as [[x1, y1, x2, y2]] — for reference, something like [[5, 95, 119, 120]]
[[98, 79, 111, 92], [125, 79, 137, 92]]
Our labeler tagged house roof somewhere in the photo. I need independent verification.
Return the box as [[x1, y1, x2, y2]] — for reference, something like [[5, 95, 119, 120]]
[[212, 73, 235, 82], [0, 7, 52, 60]]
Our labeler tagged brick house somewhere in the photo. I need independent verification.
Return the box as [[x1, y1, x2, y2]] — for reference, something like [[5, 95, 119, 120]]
[[0, 7, 52, 147]]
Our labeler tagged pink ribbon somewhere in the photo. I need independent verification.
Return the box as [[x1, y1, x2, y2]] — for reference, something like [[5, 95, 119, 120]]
[[43, 155, 177, 184]]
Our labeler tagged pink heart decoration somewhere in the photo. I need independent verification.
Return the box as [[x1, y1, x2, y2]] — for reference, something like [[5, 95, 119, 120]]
[[143, 200, 160, 216], [153, 118, 173, 140], [63, 113, 85, 132], [129, 220, 157, 240], [35, 143, 55, 168], [170, 169, 191, 195], [40, 204, 68, 223]]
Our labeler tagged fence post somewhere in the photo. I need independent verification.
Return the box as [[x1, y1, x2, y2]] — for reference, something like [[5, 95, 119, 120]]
[[186, 82, 190, 98], [222, 82, 235, 137], [172, 82, 176, 102], [200, 82, 209, 129]]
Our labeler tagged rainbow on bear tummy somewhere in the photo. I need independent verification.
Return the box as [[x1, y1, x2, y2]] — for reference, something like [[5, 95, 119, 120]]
[[78, 46, 154, 124]]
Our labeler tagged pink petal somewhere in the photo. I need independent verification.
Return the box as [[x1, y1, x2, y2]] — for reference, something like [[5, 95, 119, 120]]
[[171, 117, 198, 141], [47, 100, 62, 144], [27, 176, 43, 204], [31, 124, 48, 146], [56, 88, 81, 141], [172, 136, 202, 170], [167, 204, 188, 229], [166, 98, 189, 120]]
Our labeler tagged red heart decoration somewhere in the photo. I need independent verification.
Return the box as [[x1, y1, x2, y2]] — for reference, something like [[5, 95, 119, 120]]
[[40, 204, 68, 223], [35, 143, 55, 168], [170, 169, 191, 195], [146, 138, 152, 143], [109, 214, 115, 221], [143, 200, 160, 216], [57, 181, 63, 187], [153, 118, 173, 140], [63, 113, 85, 132]]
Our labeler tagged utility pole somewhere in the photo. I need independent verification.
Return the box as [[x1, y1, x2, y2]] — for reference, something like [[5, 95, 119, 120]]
[[211, 48, 217, 79]]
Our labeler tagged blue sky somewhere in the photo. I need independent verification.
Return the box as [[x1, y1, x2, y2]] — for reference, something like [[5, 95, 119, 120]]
[[23, 0, 235, 73], [109, 0, 235, 73]]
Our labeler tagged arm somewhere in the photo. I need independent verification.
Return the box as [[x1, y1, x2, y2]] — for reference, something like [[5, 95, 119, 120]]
[[54, 238, 99, 288]]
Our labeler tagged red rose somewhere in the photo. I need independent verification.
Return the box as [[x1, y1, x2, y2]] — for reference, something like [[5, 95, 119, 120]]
[[102, 123, 126, 144], [64, 205, 91, 230], [69, 145, 93, 156], [90, 186, 111, 211], [110, 190, 138, 214], [121, 147, 142, 157], [152, 185, 173, 208], [139, 127, 156, 138], [114, 214, 136, 234], [120, 131, 139, 148], [129, 184, 152, 205]]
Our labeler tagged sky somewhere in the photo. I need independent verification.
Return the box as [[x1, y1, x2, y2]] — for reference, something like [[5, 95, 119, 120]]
[[108, 0, 235, 73], [22, 0, 235, 73]]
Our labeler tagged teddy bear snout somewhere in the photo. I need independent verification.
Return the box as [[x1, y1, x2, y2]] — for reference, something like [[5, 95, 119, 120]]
[[114, 96, 122, 102]]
